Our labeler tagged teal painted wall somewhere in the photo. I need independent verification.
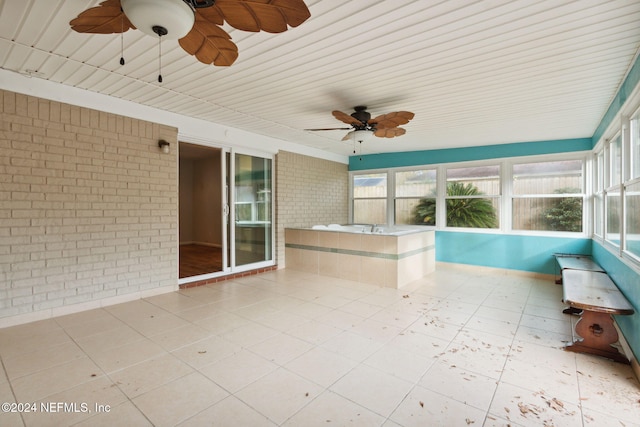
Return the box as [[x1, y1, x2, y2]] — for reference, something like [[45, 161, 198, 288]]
[[435, 231, 592, 275], [349, 138, 591, 170], [591, 241, 640, 361]]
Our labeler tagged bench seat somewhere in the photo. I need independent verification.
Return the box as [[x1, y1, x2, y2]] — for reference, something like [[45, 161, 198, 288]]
[[555, 255, 604, 273], [562, 269, 634, 364]]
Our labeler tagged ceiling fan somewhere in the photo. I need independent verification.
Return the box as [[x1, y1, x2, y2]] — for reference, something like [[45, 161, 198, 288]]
[[69, 0, 311, 68], [306, 106, 415, 142]]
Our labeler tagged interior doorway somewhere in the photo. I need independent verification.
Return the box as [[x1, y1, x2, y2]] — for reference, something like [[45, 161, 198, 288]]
[[178, 142, 275, 282], [178, 142, 225, 278]]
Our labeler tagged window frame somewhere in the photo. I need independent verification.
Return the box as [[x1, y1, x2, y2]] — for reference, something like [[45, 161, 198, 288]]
[[510, 158, 586, 233], [349, 153, 588, 237]]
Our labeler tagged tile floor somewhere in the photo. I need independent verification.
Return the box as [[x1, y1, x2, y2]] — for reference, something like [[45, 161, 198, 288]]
[[1, 264, 639, 426]]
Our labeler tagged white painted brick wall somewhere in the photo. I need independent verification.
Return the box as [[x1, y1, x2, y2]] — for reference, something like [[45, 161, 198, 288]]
[[275, 151, 348, 268], [0, 90, 178, 325]]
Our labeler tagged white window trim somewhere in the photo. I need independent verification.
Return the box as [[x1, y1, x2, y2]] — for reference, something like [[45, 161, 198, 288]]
[[349, 152, 589, 237]]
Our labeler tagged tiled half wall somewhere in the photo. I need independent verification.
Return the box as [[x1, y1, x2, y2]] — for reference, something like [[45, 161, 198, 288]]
[[285, 228, 435, 288]]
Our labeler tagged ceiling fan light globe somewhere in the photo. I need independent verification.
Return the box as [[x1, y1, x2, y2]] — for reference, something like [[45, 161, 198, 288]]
[[121, 0, 195, 40], [353, 129, 372, 143]]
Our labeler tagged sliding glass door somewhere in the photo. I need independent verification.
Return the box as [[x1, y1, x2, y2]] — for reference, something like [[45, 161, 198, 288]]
[[231, 152, 273, 269]]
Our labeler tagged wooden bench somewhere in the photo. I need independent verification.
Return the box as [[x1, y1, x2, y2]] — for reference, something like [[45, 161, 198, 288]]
[[561, 268, 635, 364], [555, 254, 605, 276], [554, 254, 605, 314]]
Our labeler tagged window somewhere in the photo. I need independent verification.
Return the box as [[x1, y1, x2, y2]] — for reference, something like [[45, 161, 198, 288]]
[[445, 165, 499, 228], [609, 134, 622, 186], [625, 181, 640, 259], [512, 160, 583, 232], [625, 113, 640, 260], [594, 151, 604, 236], [395, 169, 437, 225], [353, 173, 387, 224], [632, 115, 640, 179], [603, 134, 623, 247]]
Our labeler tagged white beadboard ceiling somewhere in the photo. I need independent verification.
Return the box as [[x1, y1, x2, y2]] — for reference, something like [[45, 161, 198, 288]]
[[1, 0, 640, 158]]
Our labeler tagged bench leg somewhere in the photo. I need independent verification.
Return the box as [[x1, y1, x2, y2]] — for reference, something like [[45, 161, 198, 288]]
[[565, 310, 629, 364]]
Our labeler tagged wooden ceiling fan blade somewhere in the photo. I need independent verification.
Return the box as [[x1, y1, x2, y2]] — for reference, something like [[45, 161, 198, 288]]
[[374, 127, 406, 138], [179, 19, 239, 66], [215, 0, 311, 33], [305, 127, 352, 131], [332, 110, 362, 126], [70, 0, 135, 34], [369, 111, 415, 129]]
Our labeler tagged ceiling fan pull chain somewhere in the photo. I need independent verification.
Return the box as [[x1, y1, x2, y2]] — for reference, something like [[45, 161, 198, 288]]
[[119, 16, 125, 66], [157, 35, 163, 83]]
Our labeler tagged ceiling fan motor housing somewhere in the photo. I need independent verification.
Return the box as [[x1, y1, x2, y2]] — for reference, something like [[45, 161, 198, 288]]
[[351, 106, 371, 126]]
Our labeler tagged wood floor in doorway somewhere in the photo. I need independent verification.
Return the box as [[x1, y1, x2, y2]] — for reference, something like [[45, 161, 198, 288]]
[[179, 244, 223, 278]]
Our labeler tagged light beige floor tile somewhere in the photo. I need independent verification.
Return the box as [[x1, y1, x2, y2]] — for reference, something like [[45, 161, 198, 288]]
[[55, 310, 125, 339], [285, 346, 357, 388], [0, 380, 24, 426], [124, 312, 192, 337], [235, 368, 323, 425], [72, 401, 153, 427], [282, 390, 385, 426], [0, 326, 72, 359], [285, 301, 335, 319], [148, 323, 212, 351], [321, 331, 385, 362], [177, 395, 276, 427], [105, 299, 171, 324], [519, 313, 573, 336], [11, 357, 103, 402], [75, 325, 145, 356], [253, 311, 310, 332], [582, 407, 640, 427], [513, 324, 572, 348], [387, 330, 451, 359], [220, 322, 280, 347], [90, 338, 166, 374], [144, 292, 208, 313], [199, 349, 278, 393], [133, 372, 229, 427], [171, 335, 241, 369], [474, 305, 523, 323], [488, 382, 582, 427], [248, 333, 314, 365], [3, 341, 86, 380], [232, 300, 281, 320], [21, 376, 127, 427], [313, 294, 354, 309], [330, 365, 414, 418], [438, 341, 509, 380], [364, 345, 435, 383], [337, 300, 384, 318], [576, 354, 640, 424], [419, 360, 498, 410], [465, 314, 519, 339], [316, 310, 365, 330], [500, 355, 580, 405], [368, 307, 421, 330], [407, 315, 461, 341], [174, 302, 229, 322], [193, 311, 249, 334], [523, 303, 568, 321], [108, 353, 194, 398], [350, 318, 403, 343], [389, 385, 487, 427], [287, 320, 343, 345]]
